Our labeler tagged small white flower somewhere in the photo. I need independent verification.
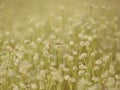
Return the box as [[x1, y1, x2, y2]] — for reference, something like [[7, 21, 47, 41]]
[[64, 75, 70, 80], [78, 70, 85, 76], [69, 41, 74, 46], [95, 60, 102, 65], [13, 85, 19, 90], [91, 52, 96, 57], [80, 41, 85, 46], [68, 55, 74, 61], [51, 70, 63, 82], [16, 52, 24, 59], [85, 41, 90, 47], [33, 53, 39, 60], [59, 64, 65, 69], [69, 77, 76, 83], [91, 77, 99, 83], [115, 75, 120, 80], [30, 42, 37, 49], [63, 68, 70, 72], [77, 78, 89, 89], [40, 61, 45, 66], [37, 38, 42, 43], [19, 82, 26, 89], [24, 40, 30, 44], [79, 64, 87, 70], [4, 31, 10, 36], [79, 53, 87, 60], [50, 34, 56, 39], [94, 66, 100, 71], [31, 83, 37, 89], [72, 66, 78, 71], [51, 62, 56, 66], [101, 71, 108, 78], [108, 65, 115, 75], [54, 28, 60, 32], [72, 51, 78, 55], [105, 77, 115, 87], [68, 31, 73, 35]]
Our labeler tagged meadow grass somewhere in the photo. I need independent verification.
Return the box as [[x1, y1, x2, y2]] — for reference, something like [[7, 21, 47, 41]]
[[0, 1, 120, 90]]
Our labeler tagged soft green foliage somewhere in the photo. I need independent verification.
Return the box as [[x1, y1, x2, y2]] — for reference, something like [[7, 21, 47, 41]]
[[0, 0, 120, 90]]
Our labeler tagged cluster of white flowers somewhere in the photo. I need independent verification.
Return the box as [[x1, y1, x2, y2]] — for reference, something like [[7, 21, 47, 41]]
[[0, 2, 120, 90]]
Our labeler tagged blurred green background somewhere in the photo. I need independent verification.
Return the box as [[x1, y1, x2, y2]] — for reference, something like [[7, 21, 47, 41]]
[[0, 0, 120, 31]]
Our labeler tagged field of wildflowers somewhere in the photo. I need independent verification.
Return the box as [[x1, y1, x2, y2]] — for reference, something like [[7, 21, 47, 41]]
[[0, 0, 120, 90]]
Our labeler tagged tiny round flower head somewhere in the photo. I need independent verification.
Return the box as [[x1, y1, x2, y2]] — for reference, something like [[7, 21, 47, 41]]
[[37, 38, 42, 43], [63, 67, 70, 72], [64, 75, 70, 80], [108, 65, 115, 75], [3, 40, 9, 45], [50, 66, 56, 71], [4, 31, 10, 36], [77, 78, 89, 89], [50, 34, 56, 39], [85, 41, 90, 47], [55, 44, 61, 50], [88, 84, 100, 90], [88, 36, 93, 42], [79, 64, 87, 70], [39, 84, 45, 90], [91, 52, 96, 57], [95, 60, 102, 65], [80, 41, 85, 46], [31, 83, 37, 89], [54, 28, 60, 32], [16, 52, 24, 59], [6, 46, 13, 52], [79, 53, 87, 60], [78, 70, 85, 76], [13, 85, 19, 90], [40, 61, 45, 66], [68, 31, 73, 36], [56, 16, 62, 21], [105, 77, 115, 87], [68, 55, 74, 61], [94, 66, 100, 71], [51, 70, 63, 82], [8, 69, 16, 77], [115, 75, 120, 80], [19, 82, 26, 89], [78, 33, 84, 38], [91, 77, 99, 83], [33, 53, 39, 60], [24, 40, 30, 44], [45, 43, 51, 50], [30, 42, 37, 49], [72, 51, 78, 55], [14, 59, 20, 66], [101, 71, 108, 78], [69, 77, 76, 83], [59, 64, 65, 69], [69, 41, 74, 46], [72, 66, 78, 71]]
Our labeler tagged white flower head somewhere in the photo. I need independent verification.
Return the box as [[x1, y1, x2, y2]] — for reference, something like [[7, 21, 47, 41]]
[[69, 41, 74, 46], [31, 83, 37, 89], [95, 60, 102, 65], [64, 75, 70, 80]]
